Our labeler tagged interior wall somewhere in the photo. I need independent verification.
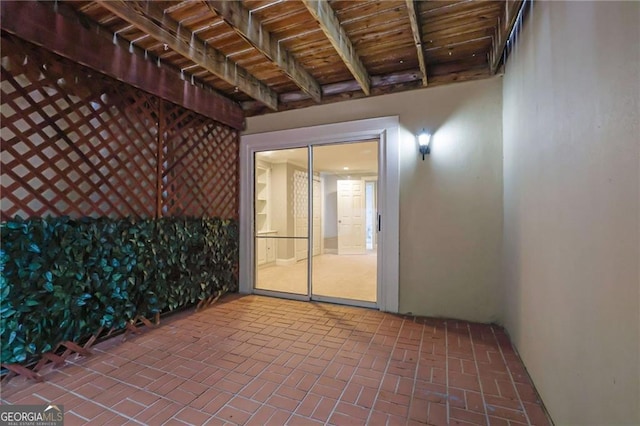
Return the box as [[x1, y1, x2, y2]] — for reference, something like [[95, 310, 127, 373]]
[[502, 2, 640, 424], [246, 77, 503, 322]]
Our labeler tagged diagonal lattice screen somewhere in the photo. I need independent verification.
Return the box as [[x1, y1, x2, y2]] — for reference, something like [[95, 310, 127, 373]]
[[163, 104, 239, 218], [1, 34, 239, 220]]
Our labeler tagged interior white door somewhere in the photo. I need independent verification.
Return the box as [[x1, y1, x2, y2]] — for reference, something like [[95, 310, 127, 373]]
[[337, 180, 366, 254]]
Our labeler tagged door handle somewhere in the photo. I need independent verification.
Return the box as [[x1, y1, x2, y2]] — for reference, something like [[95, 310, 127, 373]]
[[377, 214, 381, 232]]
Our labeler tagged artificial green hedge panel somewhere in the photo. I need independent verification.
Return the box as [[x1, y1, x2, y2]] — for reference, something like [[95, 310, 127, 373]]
[[0, 216, 238, 364]]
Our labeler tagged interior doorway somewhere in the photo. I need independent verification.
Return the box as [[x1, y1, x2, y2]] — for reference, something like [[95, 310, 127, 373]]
[[252, 141, 378, 306], [337, 179, 366, 255]]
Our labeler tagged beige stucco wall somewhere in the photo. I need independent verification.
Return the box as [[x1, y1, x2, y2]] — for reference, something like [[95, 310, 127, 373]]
[[245, 77, 504, 322], [502, 1, 640, 424]]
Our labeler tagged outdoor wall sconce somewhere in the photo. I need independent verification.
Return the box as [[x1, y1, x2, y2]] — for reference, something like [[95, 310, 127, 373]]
[[417, 129, 431, 160]]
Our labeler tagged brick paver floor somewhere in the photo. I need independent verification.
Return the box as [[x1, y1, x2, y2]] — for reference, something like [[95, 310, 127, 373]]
[[0, 294, 551, 425]]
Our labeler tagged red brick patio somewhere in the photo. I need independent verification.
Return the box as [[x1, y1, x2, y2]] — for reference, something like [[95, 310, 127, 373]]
[[0, 295, 551, 425]]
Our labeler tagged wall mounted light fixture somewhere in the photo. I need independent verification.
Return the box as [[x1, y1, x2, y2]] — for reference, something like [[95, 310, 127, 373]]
[[417, 129, 431, 160]]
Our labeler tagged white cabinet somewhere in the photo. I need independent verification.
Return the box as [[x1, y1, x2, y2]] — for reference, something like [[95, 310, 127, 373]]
[[257, 231, 277, 265], [257, 237, 267, 265], [266, 236, 276, 263]]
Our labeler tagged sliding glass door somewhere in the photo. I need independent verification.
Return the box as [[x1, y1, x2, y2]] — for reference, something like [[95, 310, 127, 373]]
[[311, 142, 378, 304], [253, 141, 378, 307], [254, 148, 308, 296]]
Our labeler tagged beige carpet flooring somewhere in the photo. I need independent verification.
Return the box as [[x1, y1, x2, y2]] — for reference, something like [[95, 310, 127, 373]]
[[256, 253, 377, 302]]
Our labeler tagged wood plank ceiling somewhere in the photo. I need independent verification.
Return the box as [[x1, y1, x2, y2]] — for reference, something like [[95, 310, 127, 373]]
[[59, 0, 523, 117]]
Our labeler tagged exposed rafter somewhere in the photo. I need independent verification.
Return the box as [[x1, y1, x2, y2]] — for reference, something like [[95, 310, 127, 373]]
[[300, 0, 371, 96], [205, 0, 322, 103], [0, 1, 244, 129], [490, 0, 525, 74], [95, 0, 278, 110], [405, 0, 428, 86], [243, 69, 422, 109], [46, 0, 518, 116], [241, 66, 491, 116]]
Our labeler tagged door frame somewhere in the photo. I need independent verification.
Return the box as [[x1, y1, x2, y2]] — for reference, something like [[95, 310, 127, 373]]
[[363, 177, 378, 250], [240, 116, 400, 313]]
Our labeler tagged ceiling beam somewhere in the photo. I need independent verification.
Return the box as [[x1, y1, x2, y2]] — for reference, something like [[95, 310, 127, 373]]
[[300, 0, 371, 96], [205, 0, 322, 103], [243, 67, 491, 116], [0, 1, 244, 129], [244, 69, 422, 108], [489, 0, 524, 74], [95, 0, 278, 110], [405, 0, 428, 86]]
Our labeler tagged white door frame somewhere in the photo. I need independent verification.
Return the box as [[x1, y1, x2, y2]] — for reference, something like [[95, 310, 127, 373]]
[[363, 177, 378, 250], [240, 116, 400, 313]]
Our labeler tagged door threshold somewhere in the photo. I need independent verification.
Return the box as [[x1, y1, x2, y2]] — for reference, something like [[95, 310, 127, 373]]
[[253, 289, 310, 302], [253, 290, 378, 310], [311, 294, 377, 309]]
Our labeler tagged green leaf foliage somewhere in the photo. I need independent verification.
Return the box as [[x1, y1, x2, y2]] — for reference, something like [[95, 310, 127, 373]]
[[0, 216, 238, 364]]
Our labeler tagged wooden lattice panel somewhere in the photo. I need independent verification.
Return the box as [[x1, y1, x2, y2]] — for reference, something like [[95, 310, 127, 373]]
[[162, 103, 239, 219], [1, 34, 239, 221], [1, 35, 158, 219]]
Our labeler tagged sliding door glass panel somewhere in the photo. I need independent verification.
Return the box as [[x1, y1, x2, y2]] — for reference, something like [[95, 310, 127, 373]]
[[254, 148, 309, 295], [311, 141, 378, 302]]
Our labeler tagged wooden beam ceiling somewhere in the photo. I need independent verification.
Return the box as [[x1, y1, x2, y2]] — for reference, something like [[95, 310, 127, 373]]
[[300, 0, 371, 96], [95, 0, 279, 110], [205, 0, 322, 103], [0, 1, 244, 129], [243, 68, 421, 107], [490, 0, 525, 74], [8, 0, 519, 118], [242, 66, 490, 116], [405, 0, 428, 86]]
